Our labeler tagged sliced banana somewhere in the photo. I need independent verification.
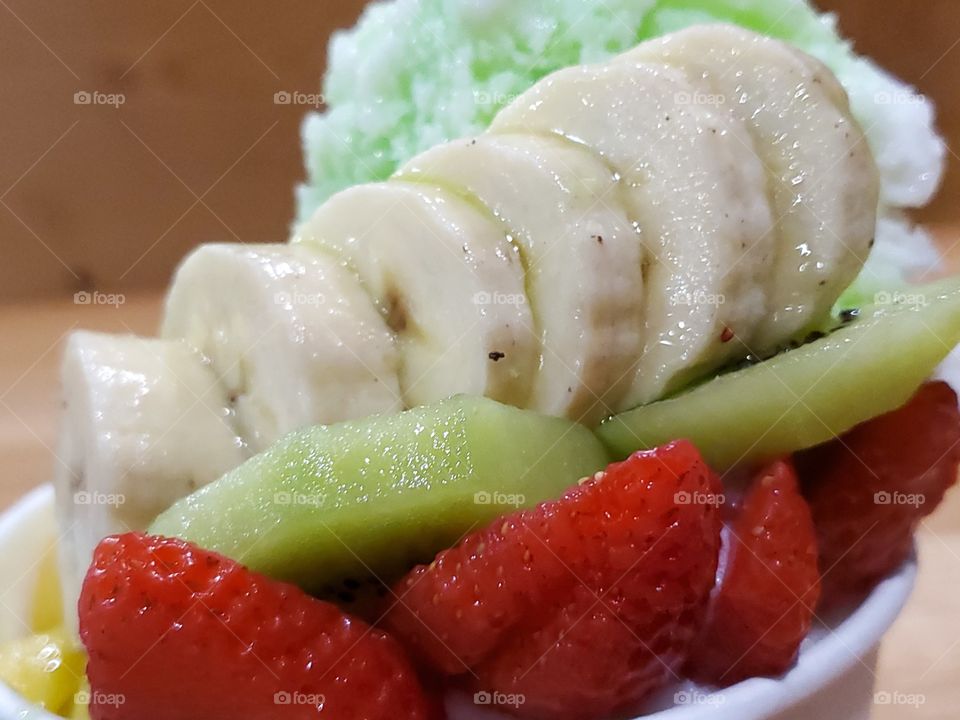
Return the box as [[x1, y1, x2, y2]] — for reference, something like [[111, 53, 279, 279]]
[[396, 133, 644, 424], [491, 61, 774, 406], [294, 181, 538, 409], [162, 243, 402, 453], [622, 24, 879, 351], [55, 331, 242, 629]]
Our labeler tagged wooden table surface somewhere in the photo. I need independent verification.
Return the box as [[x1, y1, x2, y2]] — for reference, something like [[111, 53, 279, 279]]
[[4, 229, 960, 719]]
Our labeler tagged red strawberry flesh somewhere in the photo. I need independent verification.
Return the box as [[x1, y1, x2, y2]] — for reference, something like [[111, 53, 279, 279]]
[[383, 439, 722, 720], [800, 381, 960, 605], [79, 532, 434, 720], [688, 459, 820, 685]]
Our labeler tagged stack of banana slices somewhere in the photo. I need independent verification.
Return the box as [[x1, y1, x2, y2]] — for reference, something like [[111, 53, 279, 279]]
[[55, 25, 879, 616]]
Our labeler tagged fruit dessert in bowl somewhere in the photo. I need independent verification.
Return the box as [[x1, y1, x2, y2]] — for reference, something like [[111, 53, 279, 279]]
[[0, 445, 925, 720], [1, 0, 957, 718]]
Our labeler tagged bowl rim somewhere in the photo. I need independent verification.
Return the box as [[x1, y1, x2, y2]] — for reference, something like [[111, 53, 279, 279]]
[[641, 556, 917, 719], [0, 484, 917, 720]]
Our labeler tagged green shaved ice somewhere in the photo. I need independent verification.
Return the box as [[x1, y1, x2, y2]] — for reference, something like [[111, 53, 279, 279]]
[[838, 211, 944, 311], [297, 0, 945, 244], [297, 0, 659, 218]]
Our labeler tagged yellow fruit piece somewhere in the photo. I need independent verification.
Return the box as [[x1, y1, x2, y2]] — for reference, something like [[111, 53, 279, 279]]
[[63, 678, 91, 720], [31, 545, 64, 633], [0, 628, 85, 715]]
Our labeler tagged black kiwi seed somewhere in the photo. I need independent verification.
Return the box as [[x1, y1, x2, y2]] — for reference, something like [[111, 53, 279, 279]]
[[839, 308, 860, 324]]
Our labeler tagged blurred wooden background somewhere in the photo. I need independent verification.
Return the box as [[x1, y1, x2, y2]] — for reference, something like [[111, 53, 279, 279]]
[[0, 1, 367, 302], [0, 0, 958, 302]]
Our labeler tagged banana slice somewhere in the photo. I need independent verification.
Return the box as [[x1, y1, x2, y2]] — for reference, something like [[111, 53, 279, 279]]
[[55, 331, 242, 629], [396, 133, 644, 424], [162, 243, 402, 453], [491, 61, 775, 405], [294, 181, 538, 409], [622, 24, 879, 351]]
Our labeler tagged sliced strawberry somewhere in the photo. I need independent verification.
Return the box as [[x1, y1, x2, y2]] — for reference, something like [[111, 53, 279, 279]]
[[687, 459, 820, 685], [79, 533, 433, 720], [800, 381, 960, 605], [383, 440, 722, 720]]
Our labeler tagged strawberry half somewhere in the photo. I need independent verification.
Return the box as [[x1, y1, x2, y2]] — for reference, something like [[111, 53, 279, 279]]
[[382, 440, 722, 720], [800, 381, 960, 606], [687, 459, 820, 685], [79, 533, 434, 720]]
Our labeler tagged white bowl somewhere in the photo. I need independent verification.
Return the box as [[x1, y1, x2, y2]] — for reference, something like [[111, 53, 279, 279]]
[[0, 484, 917, 720]]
